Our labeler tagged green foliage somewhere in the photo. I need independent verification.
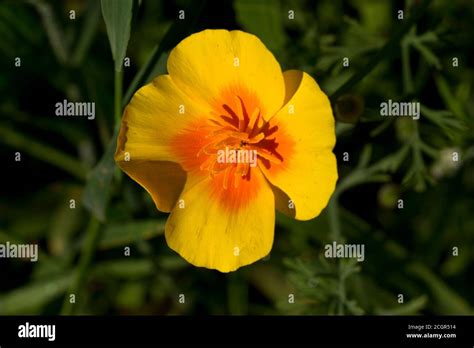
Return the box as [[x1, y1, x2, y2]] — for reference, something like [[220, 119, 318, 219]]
[[82, 130, 118, 222], [407, 264, 472, 315], [99, 220, 166, 249], [101, 0, 134, 72], [280, 257, 363, 315], [0, 274, 74, 315], [234, 0, 286, 53]]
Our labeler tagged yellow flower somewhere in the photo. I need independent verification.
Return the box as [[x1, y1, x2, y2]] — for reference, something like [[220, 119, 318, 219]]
[[115, 29, 337, 272]]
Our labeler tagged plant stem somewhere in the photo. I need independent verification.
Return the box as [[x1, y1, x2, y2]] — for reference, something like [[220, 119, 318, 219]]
[[60, 217, 100, 315], [227, 272, 248, 315], [114, 70, 123, 124], [114, 69, 124, 185]]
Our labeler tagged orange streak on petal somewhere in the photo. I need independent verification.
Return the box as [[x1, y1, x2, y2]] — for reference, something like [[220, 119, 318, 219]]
[[170, 121, 211, 174], [258, 121, 295, 175], [208, 167, 264, 212]]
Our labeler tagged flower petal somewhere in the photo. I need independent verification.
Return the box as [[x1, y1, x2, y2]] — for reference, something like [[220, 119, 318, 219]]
[[260, 70, 338, 220], [115, 74, 209, 211], [118, 160, 186, 212], [167, 29, 285, 120], [165, 169, 275, 272]]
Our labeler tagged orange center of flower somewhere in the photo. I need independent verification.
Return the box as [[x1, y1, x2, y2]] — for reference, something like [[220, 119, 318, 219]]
[[197, 95, 282, 189]]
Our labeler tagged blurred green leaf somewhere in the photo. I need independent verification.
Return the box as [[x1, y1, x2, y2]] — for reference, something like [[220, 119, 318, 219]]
[[434, 74, 469, 123], [48, 187, 83, 256], [60, 217, 100, 315], [234, 0, 285, 53], [82, 129, 117, 222], [115, 281, 147, 310], [421, 105, 466, 140], [99, 219, 166, 249], [407, 263, 471, 315], [92, 259, 154, 279], [0, 274, 73, 315], [350, 0, 390, 34], [335, 145, 396, 196], [101, 0, 134, 72], [245, 264, 292, 305], [0, 124, 88, 181], [375, 295, 428, 315], [412, 40, 441, 69], [0, 4, 42, 56], [1, 104, 87, 145], [227, 273, 248, 315], [71, 0, 101, 66], [32, 257, 70, 281], [30, 0, 69, 65]]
